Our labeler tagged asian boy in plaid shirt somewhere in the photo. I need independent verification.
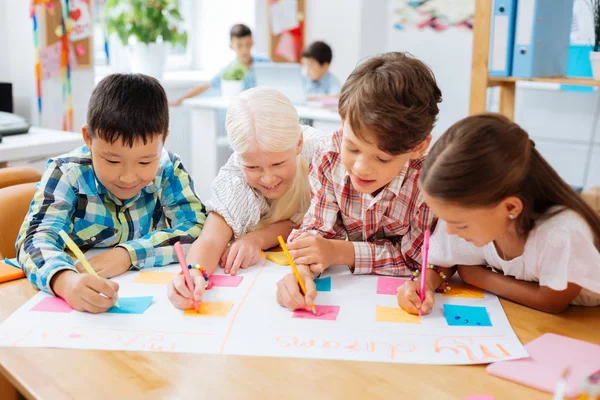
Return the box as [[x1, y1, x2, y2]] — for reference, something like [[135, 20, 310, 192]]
[[17, 74, 206, 313]]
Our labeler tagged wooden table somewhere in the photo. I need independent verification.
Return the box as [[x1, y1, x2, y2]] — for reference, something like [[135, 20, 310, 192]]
[[0, 278, 599, 400]]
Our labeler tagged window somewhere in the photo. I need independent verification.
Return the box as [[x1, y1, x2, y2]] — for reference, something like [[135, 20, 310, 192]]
[[92, 0, 196, 71]]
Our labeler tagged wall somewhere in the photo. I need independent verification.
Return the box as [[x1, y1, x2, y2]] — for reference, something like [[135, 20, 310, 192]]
[[0, 0, 94, 131]]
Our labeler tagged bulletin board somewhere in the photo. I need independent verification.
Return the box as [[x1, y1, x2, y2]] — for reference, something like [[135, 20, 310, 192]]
[[42, 0, 93, 68], [267, 0, 305, 63]]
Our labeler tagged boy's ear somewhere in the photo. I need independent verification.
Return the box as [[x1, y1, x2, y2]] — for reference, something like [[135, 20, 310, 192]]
[[411, 134, 432, 158], [229, 43, 234, 51], [82, 125, 92, 148]]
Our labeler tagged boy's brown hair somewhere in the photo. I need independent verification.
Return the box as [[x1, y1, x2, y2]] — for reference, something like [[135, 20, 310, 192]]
[[338, 52, 442, 154]]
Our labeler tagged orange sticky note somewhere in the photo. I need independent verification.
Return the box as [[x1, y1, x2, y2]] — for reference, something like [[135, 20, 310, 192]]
[[0, 262, 25, 283], [376, 305, 421, 324], [133, 271, 176, 285], [184, 302, 233, 317], [266, 251, 289, 266], [442, 284, 485, 298]]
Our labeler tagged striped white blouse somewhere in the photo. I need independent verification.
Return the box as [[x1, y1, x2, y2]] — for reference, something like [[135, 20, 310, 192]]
[[204, 125, 329, 239]]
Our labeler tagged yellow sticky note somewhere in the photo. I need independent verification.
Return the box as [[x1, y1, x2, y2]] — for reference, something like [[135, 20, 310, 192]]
[[184, 302, 233, 317], [442, 284, 484, 298], [133, 271, 176, 285], [376, 305, 421, 324], [266, 251, 289, 266]]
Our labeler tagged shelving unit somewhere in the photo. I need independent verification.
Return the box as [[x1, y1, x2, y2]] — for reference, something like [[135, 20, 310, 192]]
[[468, 0, 600, 120]]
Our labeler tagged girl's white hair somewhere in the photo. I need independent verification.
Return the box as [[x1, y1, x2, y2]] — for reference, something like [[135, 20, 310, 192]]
[[227, 87, 301, 154], [225, 87, 310, 229]]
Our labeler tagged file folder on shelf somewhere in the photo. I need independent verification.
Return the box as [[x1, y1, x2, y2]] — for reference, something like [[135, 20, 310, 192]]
[[489, 0, 518, 77], [512, 0, 574, 78]]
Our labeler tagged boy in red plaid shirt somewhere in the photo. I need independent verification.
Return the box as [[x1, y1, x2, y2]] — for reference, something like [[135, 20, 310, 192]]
[[276, 52, 442, 312]]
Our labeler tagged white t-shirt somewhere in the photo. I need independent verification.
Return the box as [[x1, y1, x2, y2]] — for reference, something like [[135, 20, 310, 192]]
[[428, 209, 600, 306], [204, 125, 328, 239]]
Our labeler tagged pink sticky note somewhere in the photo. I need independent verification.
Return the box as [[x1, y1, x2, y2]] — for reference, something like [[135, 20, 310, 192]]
[[486, 333, 600, 398], [209, 275, 243, 288], [31, 297, 73, 313], [464, 396, 495, 400], [293, 305, 340, 321], [376, 277, 407, 295], [75, 44, 86, 56]]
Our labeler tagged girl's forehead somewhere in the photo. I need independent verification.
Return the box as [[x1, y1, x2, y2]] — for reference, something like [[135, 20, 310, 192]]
[[239, 147, 294, 165]]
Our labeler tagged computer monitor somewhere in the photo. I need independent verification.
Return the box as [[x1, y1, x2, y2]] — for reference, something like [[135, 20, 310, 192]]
[[0, 82, 13, 113], [254, 63, 307, 105]]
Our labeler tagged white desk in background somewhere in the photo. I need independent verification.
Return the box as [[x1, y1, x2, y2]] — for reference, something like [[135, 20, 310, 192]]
[[0, 127, 83, 169], [183, 97, 341, 201]]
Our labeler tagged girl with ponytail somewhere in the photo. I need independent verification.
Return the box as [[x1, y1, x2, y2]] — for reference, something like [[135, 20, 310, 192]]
[[398, 113, 600, 314], [168, 87, 326, 310]]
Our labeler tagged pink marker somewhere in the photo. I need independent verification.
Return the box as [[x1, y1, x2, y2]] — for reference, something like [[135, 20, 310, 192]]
[[419, 230, 430, 317], [174, 242, 199, 313]]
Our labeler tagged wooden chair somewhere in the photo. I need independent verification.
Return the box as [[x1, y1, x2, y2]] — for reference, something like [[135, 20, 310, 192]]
[[0, 183, 37, 259]]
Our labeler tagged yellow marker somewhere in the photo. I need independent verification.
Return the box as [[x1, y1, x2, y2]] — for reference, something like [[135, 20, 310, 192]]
[[277, 236, 316, 315], [59, 231, 120, 308]]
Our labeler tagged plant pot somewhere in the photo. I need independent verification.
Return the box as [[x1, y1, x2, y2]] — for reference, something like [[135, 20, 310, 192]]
[[221, 79, 244, 99], [590, 51, 600, 81], [128, 42, 167, 80]]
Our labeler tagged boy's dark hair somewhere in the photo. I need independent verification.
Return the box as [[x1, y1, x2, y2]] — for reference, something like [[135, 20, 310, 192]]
[[87, 73, 169, 148], [301, 41, 333, 65], [230, 24, 252, 40], [338, 52, 442, 155]]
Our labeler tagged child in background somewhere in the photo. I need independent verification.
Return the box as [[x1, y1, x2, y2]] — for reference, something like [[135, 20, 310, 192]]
[[167, 88, 327, 310], [276, 52, 442, 312], [301, 41, 342, 98], [169, 24, 270, 106], [17, 74, 206, 313], [397, 114, 600, 315]]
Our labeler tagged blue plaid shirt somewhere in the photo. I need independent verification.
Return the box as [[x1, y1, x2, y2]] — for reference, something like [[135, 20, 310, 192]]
[[16, 146, 206, 294], [210, 54, 271, 91]]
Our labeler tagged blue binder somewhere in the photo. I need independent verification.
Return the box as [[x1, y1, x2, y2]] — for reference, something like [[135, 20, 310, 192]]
[[489, 0, 518, 77], [512, 0, 574, 78]]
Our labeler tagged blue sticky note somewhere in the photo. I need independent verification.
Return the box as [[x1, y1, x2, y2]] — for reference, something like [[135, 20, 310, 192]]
[[106, 296, 153, 314], [315, 276, 331, 292], [443, 304, 492, 327]]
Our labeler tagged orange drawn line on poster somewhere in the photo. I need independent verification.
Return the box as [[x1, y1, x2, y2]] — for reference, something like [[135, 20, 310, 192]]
[[219, 258, 268, 353]]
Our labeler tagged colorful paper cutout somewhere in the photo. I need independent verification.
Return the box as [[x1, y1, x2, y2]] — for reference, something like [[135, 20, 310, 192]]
[[0, 262, 26, 283], [266, 252, 289, 265], [443, 304, 492, 327], [209, 275, 243, 288], [184, 302, 233, 317], [106, 296, 153, 314], [315, 276, 331, 292], [293, 305, 340, 321], [31, 297, 73, 313], [375, 305, 421, 324], [376, 277, 407, 295], [443, 284, 484, 298], [133, 271, 176, 285]]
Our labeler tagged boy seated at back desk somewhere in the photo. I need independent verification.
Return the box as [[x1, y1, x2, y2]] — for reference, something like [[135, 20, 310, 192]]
[[301, 41, 342, 99]]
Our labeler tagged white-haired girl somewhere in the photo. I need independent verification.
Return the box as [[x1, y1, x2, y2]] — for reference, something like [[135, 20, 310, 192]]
[[168, 87, 327, 310]]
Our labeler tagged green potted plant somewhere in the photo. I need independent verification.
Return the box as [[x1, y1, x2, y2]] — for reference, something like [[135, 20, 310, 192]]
[[104, 0, 188, 79], [591, 0, 600, 80], [220, 62, 247, 98]]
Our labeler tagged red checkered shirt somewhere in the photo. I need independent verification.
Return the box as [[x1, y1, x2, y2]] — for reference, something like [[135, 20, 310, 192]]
[[289, 130, 437, 276]]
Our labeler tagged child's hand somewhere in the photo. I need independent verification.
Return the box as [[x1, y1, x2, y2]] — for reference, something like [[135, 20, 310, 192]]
[[84, 247, 132, 278], [51, 270, 119, 313], [169, 99, 183, 107], [397, 280, 435, 315], [167, 269, 207, 310], [288, 234, 334, 272], [220, 237, 262, 276], [276, 266, 317, 312]]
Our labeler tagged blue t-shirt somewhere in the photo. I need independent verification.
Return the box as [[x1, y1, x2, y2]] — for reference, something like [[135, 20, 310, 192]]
[[302, 71, 342, 96], [210, 55, 271, 91]]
